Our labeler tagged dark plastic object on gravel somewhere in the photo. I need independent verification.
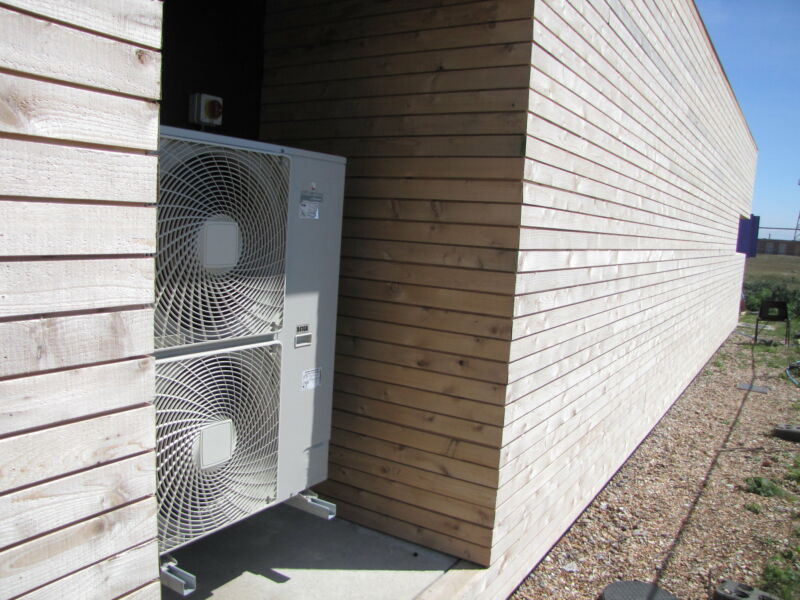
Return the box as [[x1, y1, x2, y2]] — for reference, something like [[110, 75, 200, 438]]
[[773, 424, 800, 442], [600, 581, 678, 600], [713, 579, 779, 600]]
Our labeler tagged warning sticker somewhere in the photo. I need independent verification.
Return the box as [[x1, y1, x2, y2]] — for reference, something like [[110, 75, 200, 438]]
[[299, 191, 323, 219], [302, 368, 321, 391]]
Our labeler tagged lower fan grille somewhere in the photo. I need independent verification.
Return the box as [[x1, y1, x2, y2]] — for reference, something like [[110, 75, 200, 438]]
[[155, 344, 281, 553]]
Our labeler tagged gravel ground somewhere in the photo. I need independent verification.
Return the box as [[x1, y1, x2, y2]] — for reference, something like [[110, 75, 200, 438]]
[[511, 326, 800, 600]]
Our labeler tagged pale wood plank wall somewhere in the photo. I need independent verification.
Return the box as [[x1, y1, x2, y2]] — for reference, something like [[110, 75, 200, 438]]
[[259, 0, 755, 590], [0, 1, 161, 597], [262, 0, 535, 566], [478, 0, 756, 596]]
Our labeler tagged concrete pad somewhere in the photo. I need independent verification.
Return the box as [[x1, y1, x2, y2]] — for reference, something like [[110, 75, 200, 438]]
[[165, 504, 460, 599]]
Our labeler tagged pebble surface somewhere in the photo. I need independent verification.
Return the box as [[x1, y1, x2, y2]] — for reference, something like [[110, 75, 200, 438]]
[[511, 333, 800, 600]]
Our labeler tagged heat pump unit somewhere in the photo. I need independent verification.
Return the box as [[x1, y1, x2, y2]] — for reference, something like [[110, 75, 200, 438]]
[[154, 126, 345, 553]]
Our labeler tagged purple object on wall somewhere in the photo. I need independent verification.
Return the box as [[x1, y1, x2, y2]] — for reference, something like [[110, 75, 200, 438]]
[[736, 214, 760, 257]]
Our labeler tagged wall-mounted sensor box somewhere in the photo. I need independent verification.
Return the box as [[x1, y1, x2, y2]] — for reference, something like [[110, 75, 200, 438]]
[[189, 93, 223, 126]]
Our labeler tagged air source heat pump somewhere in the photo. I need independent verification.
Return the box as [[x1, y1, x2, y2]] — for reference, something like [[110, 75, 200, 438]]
[[154, 126, 345, 554]]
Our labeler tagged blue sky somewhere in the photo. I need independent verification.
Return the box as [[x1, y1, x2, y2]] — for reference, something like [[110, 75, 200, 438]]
[[695, 0, 800, 239]]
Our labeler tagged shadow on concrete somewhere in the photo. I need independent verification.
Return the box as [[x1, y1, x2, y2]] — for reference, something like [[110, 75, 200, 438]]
[[164, 504, 468, 599]]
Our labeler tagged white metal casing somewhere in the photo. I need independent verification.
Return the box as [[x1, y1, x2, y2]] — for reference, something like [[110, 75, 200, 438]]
[[155, 126, 345, 552]]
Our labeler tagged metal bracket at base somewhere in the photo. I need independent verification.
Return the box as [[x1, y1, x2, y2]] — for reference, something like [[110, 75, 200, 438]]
[[285, 490, 337, 520], [160, 555, 197, 596]]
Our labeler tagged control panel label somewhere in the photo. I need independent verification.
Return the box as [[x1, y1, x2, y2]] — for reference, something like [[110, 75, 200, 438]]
[[302, 367, 321, 391]]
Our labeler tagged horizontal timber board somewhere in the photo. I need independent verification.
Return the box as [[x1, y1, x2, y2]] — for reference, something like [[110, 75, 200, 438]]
[[512, 259, 739, 332], [16, 541, 157, 600], [117, 581, 161, 600], [0, 405, 155, 493], [498, 283, 736, 494], [264, 20, 533, 67], [340, 238, 519, 272], [516, 247, 729, 273], [0, 201, 155, 256], [297, 134, 526, 158], [330, 445, 496, 508], [344, 218, 520, 248], [344, 199, 522, 227], [339, 278, 514, 318], [320, 478, 492, 546], [0, 258, 154, 317], [264, 0, 534, 47], [0, 6, 160, 98], [332, 409, 500, 468], [0, 453, 155, 548], [0, 498, 157, 598], [506, 267, 738, 411], [340, 257, 515, 295], [263, 43, 534, 85], [335, 354, 506, 405], [334, 391, 501, 446], [336, 335, 508, 383], [330, 501, 491, 566], [262, 66, 532, 103], [261, 112, 528, 141], [331, 427, 497, 487], [337, 296, 513, 341], [337, 315, 509, 361], [346, 157, 525, 181], [333, 372, 505, 425], [513, 253, 733, 312], [0, 139, 157, 203], [0, 71, 158, 149], [323, 461, 495, 528], [0, 358, 154, 436], [5, 0, 163, 48], [345, 177, 524, 203], [262, 89, 530, 122], [0, 309, 154, 378]]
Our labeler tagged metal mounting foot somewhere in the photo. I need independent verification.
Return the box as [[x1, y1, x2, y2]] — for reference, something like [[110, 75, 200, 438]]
[[285, 490, 336, 520], [160, 555, 196, 596]]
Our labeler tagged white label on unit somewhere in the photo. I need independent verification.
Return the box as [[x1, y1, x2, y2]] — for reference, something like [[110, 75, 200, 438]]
[[302, 367, 321, 390], [299, 191, 323, 219]]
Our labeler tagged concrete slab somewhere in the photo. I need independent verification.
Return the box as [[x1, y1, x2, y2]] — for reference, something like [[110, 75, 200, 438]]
[[165, 504, 460, 599]]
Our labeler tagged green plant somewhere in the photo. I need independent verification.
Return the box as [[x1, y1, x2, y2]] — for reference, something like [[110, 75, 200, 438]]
[[746, 477, 794, 499], [761, 545, 800, 599], [786, 457, 800, 483], [745, 502, 763, 514]]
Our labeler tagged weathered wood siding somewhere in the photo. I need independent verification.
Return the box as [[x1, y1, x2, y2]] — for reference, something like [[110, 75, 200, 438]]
[[476, 0, 756, 596], [260, 0, 755, 591], [262, 0, 535, 566], [0, 1, 161, 597]]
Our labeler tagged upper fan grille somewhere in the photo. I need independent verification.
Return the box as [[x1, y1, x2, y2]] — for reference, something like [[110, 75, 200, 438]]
[[156, 137, 290, 348], [155, 344, 281, 553]]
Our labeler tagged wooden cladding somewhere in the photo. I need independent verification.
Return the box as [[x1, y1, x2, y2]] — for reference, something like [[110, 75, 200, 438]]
[[0, 1, 161, 597], [262, 0, 754, 596]]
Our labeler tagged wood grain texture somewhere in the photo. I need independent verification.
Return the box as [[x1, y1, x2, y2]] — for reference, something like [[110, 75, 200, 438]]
[[0, 358, 154, 435], [0, 406, 155, 493], [0, 258, 154, 317], [5, 0, 163, 48], [0, 2, 160, 597], [0, 453, 155, 548], [262, 0, 754, 576], [0, 71, 159, 149], [15, 542, 157, 600], [0, 201, 155, 256], [0, 309, 154, 378], [0, 499, 157, 599], [0, 6, 160, 98], [0, 140, 157, 203]]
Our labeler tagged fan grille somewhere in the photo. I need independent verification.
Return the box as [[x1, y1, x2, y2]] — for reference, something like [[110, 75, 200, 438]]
[[156, 137, 289, 348], [155, 345, 281, 553]]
